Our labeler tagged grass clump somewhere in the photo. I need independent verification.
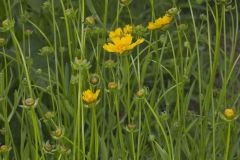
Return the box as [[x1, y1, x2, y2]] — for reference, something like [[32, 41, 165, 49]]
[[0, 0, 239, 159]]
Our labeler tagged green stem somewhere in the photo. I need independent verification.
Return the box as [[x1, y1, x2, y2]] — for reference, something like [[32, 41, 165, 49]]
[[224, 123, 231, 160], [114, 94, 126, 159], [144, 98, 172, 160]]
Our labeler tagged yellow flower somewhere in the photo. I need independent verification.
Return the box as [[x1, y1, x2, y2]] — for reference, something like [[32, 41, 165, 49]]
[[147, 14, 173, 30], [224, 108, 236, 120], [103, 34, 144, 54], [82, 89, 100, 104]]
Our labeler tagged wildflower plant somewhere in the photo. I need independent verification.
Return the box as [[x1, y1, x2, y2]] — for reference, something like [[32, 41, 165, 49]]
[[1, 0, 240, 159]]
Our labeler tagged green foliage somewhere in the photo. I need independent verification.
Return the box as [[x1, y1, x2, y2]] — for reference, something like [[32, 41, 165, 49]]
[[0, 0, 239, 159]]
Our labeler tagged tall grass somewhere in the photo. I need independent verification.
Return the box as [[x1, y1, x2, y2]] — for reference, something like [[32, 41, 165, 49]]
[[0, 0, 239, 159]]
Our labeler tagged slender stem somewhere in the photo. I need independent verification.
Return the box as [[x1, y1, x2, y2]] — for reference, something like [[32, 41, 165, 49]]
[[136, 102, 141, 160], [126, 6, 133, 25], [114, 94, 126, 159], [144, 98, 172, 160], [224, 123, 231, 160]]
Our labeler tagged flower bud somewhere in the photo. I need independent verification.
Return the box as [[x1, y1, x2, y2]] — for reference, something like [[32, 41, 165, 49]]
[[39, 46, 54, 56], [0, 128, 7, 135], [70, 75, 79, 85], [200, 14, 207, 21], [20, 12, 30, 24], [71, 57, 91, 71], [58, 145, 71, 155], [43, 140, 57, 154], [44, 111, 55, 120], [51, 126, 65, 140], [36, 68, 42, 74], [90, 74, 100, 85], [0, 145, 11, 153], [104, 59, 116, 68], [224, 108, 236, 120], [108, 82, 118, 90], [1, 18, 15, 32], [166, 7, 179, 16], [148, 134, 155, 142], [21, 98, 39, 109], [85, 16, 96, 25], [0, 38, 6, 47], [177, 24, 188, 31], [24, 29, 33, 36], [24, 98, 35, 106], [65, 8, 76, 19], [160, 111, 169, 121], [126, 123, 137, 133], [120, 0, 132, 6], [136, 88, 146, 98], [59, 46, 66, 53], [184, 41, 190, 49], [42, 1, 51, 10], [134, 25, 147, 36]]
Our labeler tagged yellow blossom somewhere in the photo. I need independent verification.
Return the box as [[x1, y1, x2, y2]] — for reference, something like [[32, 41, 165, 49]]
[[224, 108, 236, 120], [82, 89, 100, 104], [103, 34, 144, 54], [147, 14, 173, 30]]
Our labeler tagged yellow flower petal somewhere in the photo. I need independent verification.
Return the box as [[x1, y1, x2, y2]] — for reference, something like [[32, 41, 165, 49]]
[[109, 28, 123, 40], [147, 14, 172, 30], [123, 25, 132, 34], [127, 38, 144, 50]]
